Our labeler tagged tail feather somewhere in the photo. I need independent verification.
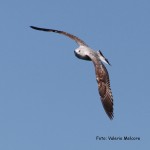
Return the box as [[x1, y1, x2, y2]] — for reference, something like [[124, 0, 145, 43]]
[[98, 50, 111, 66]]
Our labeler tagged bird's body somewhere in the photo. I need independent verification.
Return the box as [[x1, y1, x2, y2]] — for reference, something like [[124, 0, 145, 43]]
[[30, 26, 114, 119]]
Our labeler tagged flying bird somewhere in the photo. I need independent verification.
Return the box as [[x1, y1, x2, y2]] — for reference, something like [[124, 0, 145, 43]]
[[30, 26, 114, 119]]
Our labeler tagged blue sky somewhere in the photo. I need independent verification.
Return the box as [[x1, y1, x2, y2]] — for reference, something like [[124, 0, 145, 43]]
[[0, 0, 150, 149]]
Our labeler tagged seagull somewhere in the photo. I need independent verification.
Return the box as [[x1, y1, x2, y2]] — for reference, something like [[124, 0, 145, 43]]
[[30, 26, 114, 119]]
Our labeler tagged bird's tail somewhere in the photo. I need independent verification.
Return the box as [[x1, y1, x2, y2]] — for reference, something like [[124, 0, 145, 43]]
[[97, 50, 111, 66]]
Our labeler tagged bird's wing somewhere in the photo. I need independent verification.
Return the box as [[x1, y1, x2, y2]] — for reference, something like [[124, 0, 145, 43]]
[[89, 54, 114, 119], [30, 26, 88, 46]]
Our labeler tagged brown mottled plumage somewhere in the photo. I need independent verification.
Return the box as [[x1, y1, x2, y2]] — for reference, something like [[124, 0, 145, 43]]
[[93, 60, 113, 119]]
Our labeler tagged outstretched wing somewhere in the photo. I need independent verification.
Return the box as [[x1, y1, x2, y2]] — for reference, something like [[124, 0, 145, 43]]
[[30, 26, 88, 46], [90, 55, 114, 119]]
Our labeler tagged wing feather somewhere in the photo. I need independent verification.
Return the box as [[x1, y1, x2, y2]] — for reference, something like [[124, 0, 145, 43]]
[[30, 26, 88, 46], [91, 55, 114, 119]]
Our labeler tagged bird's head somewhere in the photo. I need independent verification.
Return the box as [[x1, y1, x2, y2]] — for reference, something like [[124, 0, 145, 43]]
[[74, 47, 91, 61]]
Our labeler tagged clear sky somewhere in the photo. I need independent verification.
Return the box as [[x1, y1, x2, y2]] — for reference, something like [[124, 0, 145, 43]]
[[0, 0, 150, 149]]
